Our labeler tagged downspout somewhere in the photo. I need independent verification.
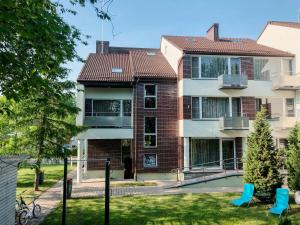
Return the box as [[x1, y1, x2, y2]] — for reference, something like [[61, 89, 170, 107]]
[[134, 77, 139, 181]]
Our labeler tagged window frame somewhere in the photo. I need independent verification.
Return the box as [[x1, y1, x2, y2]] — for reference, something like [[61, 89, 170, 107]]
[[144, 84, 157, 109], [285, 98, 295, 117], [144, 116, 157, 148], [143, 153, 158, 168]]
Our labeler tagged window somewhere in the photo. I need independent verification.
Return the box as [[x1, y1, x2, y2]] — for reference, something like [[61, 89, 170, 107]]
[[191, 57, 200, 78], [282, 59, 293, 75], [255, 98, 262, 113], [191, 139, 220, 167], [286, 98, 295, 117], [112, 67, 122, 73], [201, 56, 228, 78], [144, 117, 157, 147], [230, 58, 241, 75], [192, 97, 229, 119], [144, 154, 157, 168], [123, 100, 132, 116], [254, 58, 270, 80], [85, 99, 93, 116], [144, 84, 157, 109]]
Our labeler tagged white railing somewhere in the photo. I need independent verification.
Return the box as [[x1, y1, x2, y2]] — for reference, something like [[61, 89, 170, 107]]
[[218, 74, 248, 89], [219, 116, 249, 130], [272, 72, 300, 90], [84, 116, 132, 128]]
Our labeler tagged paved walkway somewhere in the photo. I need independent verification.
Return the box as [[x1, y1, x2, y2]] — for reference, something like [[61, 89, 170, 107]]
[[27, 176, 243, 225]]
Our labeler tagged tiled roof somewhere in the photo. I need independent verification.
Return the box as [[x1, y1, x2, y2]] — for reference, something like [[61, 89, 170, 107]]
[[77, 53, 133, 82], [268, 21, 300, 29], [77, 49, 176, 82], [163, 35, 293, 57], [130, 50, 176, 78]]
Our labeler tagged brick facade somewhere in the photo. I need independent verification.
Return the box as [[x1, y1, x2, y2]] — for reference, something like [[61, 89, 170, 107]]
[[241, 57, 254, 80], [178, 96, 191, 120], [242, 97, 256, 120], [134, 80, 178, 173], [88, 139, 122, 170], [178, 55, 191, 80]]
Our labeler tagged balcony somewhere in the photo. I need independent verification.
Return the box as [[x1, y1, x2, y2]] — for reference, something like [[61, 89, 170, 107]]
[[219, 116, 249, 130], [218, 74, 248, 89], [84, 116, 132, 128], [272, 73, 300, 90], [268, 113, 298, 129]]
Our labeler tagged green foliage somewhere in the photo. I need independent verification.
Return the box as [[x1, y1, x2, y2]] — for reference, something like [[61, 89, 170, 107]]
[[243, 108, 283, 196], [286, 123, 300, 191]]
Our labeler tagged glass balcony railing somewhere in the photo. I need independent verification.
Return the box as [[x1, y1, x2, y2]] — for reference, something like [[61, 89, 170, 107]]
[[218, 74, 248, 89], [219, 116, 249, 130], [84, 116, 132, 128]]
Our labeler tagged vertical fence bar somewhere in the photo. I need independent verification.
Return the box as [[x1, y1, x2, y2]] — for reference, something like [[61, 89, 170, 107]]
[[62, 157, 68, 225], [104, 158, 110, 225]]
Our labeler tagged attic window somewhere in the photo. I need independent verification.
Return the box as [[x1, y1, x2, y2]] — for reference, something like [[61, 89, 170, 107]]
[[147, 52, 156, 56], [112, 67, 122, 73]]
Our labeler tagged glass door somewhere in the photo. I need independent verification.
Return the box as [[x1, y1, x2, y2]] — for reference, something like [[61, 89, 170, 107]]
[[222, 140, 235, 170]]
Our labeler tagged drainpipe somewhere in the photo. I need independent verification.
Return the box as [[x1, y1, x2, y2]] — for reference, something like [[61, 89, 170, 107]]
[[134, 78, 139, 181]]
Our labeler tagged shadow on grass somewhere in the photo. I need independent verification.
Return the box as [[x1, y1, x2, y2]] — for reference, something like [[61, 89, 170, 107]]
[[41, 193, 300, 225]]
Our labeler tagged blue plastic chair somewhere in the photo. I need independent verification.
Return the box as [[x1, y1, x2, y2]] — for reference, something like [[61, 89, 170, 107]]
[[269, 188, 289, 216], [230, 183, 255, 207]]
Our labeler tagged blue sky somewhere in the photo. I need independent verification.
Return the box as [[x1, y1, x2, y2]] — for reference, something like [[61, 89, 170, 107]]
[[62, 0, 300, 81]]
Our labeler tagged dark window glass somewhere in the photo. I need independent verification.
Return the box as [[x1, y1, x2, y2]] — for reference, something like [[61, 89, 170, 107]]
[[145, 97, 156, 108], [202, 97, 229, 118], [93, 100, 120, 116], [144, 154, 157, 167], [144, 85, 156, 109], [145, 85, 156, 96], [191, 57, 200, 78], [191, 139, 220, 167], [123, 100, 132, 116], [230, 58, 241, 75], [201, 56, 228, 78], [192, 97, 200, 119], [85, 99, 92, 116], [144, 117, 156, 147], [144, 135, 157, 148]]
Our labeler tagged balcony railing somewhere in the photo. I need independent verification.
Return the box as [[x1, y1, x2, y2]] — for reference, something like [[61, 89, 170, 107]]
[[219, 116, 249, 130], [84, 116, 132, 128], [272, 72, 300, 90], [218, 74, 248, 89]]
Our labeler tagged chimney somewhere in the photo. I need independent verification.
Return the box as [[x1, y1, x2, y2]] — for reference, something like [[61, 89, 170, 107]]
[[96, 41, 109, 54], [206, 23, 219, 41]]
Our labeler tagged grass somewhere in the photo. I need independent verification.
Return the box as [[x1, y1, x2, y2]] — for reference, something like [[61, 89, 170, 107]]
[[41, 193, 300, 225], [111, 181, 157, 187], [16, 164, 72, 199]]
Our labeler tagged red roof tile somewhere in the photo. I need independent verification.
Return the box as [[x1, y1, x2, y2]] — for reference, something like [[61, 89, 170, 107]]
[[163, 35, 293, 57], [77, 53, 133, 82], [130, 50, 176, 78]]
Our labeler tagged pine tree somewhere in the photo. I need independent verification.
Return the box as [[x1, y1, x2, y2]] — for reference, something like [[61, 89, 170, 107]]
[[243, 108, 283, 197], [286, 123, 300, 191]]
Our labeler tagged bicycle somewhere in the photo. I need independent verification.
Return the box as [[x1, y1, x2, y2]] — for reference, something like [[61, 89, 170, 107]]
[[15, 196, 42, 225]]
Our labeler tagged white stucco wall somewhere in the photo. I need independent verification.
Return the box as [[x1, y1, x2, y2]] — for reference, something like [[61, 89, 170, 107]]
[[258, 24, 300, 74], [160, 37, 183, 74]]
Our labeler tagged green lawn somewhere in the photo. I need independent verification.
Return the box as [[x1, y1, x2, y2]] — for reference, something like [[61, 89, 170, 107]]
[[17, 164, 72, 198], [41, 193, 300, 225]]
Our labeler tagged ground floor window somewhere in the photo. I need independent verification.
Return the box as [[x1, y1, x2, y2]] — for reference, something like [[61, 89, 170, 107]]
[[191, 139, 220, 167], [144, 154, 157, 168]]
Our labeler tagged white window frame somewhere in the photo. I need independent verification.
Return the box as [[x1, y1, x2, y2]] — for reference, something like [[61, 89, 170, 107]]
[[285, 98, 295, 117], [144, 116, 157, 148], [144, 84, 157, 109], [143, 153, 158, 168]]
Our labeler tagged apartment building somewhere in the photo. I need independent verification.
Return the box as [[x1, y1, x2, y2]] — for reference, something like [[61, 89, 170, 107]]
[[76, 22, 300, 181]]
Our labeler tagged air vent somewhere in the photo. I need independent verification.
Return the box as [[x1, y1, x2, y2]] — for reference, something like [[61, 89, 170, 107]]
[[112, 67, 122, 73]]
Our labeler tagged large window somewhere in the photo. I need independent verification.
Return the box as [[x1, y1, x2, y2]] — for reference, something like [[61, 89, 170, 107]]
[[191, 139, 220, 167], [286, 98, 295, 117], [84, 99, 131, 117], [254, 58, 270, 80], [192, 97, 229, 119], [230, 58, 241, 75], [144, 117, 157, 148], [144, 84, 157, 109]]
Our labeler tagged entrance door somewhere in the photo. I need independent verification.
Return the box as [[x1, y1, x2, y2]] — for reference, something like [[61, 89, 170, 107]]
[[122, 140, 133, 179], [222, 140, 235, 170]]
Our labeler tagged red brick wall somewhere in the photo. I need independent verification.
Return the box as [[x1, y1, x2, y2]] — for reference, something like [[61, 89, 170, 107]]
[[134, 80, 178, 173], [241, 57, 254, 80], [242, 97, 256, 120], [178, 96, 191, 120], [88, 139, 122, 170]]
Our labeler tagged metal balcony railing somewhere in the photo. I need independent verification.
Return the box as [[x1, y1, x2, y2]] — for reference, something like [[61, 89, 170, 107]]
[[84, 116, 132, 128], [219, 116, 249, 130], [218, 74, 248, 89]]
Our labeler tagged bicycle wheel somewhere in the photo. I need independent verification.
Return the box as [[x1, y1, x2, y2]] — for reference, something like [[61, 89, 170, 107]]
[[18, 210, 28, 225], [33, 204, 42, 218]]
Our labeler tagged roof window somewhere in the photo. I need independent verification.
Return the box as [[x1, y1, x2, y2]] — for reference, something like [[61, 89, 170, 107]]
[[147, 52, 156, 56], [112, 67, 123, 73]]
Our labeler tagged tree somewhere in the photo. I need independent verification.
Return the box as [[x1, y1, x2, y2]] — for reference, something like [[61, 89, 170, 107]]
[[286, 123, 300, 191], [243, 108, 283, 197]]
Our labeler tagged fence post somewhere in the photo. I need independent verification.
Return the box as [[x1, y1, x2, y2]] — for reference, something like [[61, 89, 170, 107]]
[[62, 157, 68, 225], [104, 158, 110, 225]]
